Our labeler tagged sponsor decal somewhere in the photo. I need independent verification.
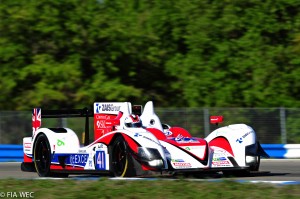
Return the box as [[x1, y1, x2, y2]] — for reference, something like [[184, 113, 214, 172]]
[[95, 103, 102, 113], [212, 160, 231, 167], [213, 157, 227, 161], [95, 115, 107, 119], [24, 143, 31, 148], [236, 138, 243, 143], [134, 133, 143, 137], [102, 104, 121, 112], [242, 131, 253, 138], [175, 134, 184, 141], [68, 154, 89, 167], [236, 131, 253, 144], [96, 120, 106, 128], [171, 159, 185, 162], [171, 135, 200, 143], [57, 139, 65, 146], [213, 148, 227, 154], [164, 130, 172, 136], [172, 162, 192, 168]]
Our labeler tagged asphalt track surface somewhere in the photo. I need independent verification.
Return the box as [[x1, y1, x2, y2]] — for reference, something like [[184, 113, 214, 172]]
[[0, 159, 299, 184]]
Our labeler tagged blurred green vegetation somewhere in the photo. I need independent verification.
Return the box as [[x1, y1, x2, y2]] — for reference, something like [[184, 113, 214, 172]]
[[0, 178, 300, 199], [1, 0, 300, 110]]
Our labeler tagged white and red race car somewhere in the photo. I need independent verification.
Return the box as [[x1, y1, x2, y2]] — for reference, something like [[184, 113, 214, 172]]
[[21, 101, 269, 177]]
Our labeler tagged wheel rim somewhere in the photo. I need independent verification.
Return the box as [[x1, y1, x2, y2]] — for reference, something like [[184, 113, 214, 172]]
[[112, 140, 128, 177], [34, 138, 50, 176]]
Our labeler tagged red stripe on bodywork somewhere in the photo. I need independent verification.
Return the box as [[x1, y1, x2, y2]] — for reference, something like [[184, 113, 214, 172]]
[[122, 134, 139, 153], [208, 137, 234, 156], [169, 127, 192, 138], [89, 132, 115, 146], [23, 154, 32, 163], [146, 128, 166, 140], [50, 164, 85, 170]]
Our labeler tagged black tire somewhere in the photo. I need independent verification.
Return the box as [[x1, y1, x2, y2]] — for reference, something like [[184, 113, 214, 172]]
[[34, 134, 69, 178], [111, 136, 135, 177], [34, 134, 52, 177]]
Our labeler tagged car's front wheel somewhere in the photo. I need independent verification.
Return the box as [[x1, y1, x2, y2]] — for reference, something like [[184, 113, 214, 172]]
[[111, 136, 135, 177]]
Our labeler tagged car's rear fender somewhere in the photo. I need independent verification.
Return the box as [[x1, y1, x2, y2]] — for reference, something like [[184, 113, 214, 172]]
[[32, 127, 80, 155]]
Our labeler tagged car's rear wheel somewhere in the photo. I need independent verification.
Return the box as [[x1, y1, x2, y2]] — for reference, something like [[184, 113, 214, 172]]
[[111, 136, 135, 177], [34, 134, 69, 178], [34, 134, 52, 177]]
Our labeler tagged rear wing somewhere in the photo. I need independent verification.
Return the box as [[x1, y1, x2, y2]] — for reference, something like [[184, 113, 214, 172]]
[[32, 103, 143, 145], [32, 107, 93, 146]]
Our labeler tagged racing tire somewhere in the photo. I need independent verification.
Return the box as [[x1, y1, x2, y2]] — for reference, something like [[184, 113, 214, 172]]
[[111, 136, 135, 177], [34, 134, 52, 177], [34, 134, 69, 178]]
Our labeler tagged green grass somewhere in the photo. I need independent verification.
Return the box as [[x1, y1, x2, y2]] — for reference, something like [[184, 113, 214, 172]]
[[0, 178, 299, 199]]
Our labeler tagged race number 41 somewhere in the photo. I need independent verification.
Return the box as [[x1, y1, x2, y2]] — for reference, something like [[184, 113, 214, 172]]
[[95, 151, 106, 170]]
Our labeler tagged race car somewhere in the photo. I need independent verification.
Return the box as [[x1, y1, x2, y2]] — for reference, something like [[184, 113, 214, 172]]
[[21, 101, 269, 177]]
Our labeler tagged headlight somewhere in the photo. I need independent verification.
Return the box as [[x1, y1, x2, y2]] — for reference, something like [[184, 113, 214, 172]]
[[137, 147, 164, 168], [148, 159, 164, 167], [246, 156, 257, 164], [138, 147, 162, 161]]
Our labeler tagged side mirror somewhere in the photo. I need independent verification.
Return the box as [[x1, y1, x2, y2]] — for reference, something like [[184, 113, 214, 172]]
[[210, 116, 224, 125]]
